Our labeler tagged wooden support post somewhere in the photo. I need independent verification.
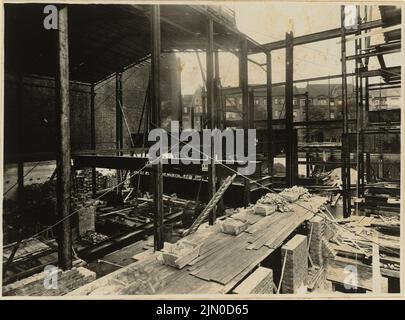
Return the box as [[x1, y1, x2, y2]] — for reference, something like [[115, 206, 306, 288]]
[[16, 74, 24, 203], [266, 52, 274, 178], [285, 32, 296, 187], [206, 18, 216, 224], [56, 6, 72, 270], [239, 37, 250, 206], [372, 234, 382, 293], [90, 83, 96, 198], [151, 5, 164, 250], [341, 6, 351, 218]]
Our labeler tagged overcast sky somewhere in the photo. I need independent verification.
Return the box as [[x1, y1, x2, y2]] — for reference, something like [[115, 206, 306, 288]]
[[178, 2, 400, 94]]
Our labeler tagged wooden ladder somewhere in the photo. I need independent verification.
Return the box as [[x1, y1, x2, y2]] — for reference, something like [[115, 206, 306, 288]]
[[183, 174, 237, 236]]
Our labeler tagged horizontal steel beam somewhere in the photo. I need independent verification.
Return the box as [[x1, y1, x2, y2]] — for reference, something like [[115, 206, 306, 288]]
[[346, 47, 401, 60], [72, 154, 261, 176], [252, 19, 386, 52]]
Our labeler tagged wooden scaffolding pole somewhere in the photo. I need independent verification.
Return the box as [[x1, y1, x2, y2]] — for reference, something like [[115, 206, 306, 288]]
[[206, 18, 216, 224], [16, 74, 24, 203], [151, 5, 164, 250], [56, 5, 72, 270]]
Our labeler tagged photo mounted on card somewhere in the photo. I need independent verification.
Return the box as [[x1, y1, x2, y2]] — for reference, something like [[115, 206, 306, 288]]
[[0, 0, 403, 300]]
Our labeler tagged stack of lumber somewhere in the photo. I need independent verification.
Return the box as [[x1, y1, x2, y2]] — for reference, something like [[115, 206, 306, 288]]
[[254, 193, 289, 215], [160, 240, 201, 269], [220, 217, 249, 235], [279, 186, 310, 202]]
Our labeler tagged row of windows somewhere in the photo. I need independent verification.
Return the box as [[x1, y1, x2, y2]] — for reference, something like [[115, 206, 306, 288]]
[[224, 110, 341, 120], [225, 96, 346, 107]]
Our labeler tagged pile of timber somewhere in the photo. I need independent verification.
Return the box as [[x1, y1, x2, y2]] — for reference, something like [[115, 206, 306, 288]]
[[325, 214, 400, 289]]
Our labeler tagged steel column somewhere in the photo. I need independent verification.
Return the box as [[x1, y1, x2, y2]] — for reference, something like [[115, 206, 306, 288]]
[[266, 52, 273, 178], [206, 18, 216, 224], [305, 91, 310, 177], [56, 6, 72, 270], [239, 37, 250, 205], [151, 5, 164, 250], [90, 83, 96, 197], [285, 32, 295, 187], [341, 6, 351, 218]]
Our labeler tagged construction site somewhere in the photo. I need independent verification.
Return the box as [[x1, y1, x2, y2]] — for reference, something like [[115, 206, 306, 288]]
[[1, 2, 402, 297]]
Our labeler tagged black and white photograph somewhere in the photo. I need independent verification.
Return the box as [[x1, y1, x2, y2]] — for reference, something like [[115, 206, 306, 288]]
[[0, 1, 403, 298]]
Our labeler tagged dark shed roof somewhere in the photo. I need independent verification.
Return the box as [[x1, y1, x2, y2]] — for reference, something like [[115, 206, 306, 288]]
[[5, 4, 262, 84]]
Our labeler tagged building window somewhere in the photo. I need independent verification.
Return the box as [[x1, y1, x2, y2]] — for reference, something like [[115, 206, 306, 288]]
[[337, 99, 342, 106], [263, 99, 267, 105], [275, 110, 280, 118], [183, 107, 188, 113], [300, 99, 306, 106], [317, 98, 327, 105], [274, 98, 279, 105], [225, 97, 236, 107], [255, 98, 260, 105], [330, 112, 335, 119], [374, 97, 387, 107], [293, 111, 297, 118], [330, 99, 335, 106]]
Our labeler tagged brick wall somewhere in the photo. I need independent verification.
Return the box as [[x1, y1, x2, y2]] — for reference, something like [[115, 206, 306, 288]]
[[308, 216, 325, 266], [281, 234, 308, 294], [3, 267, 96, 296], [78, 204, 96, 237]]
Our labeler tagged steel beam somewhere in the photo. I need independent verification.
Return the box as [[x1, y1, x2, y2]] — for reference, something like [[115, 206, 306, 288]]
[[254, 19, 385, 52], [56, 6, 72, 270], [346, 47, 401, 60]]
